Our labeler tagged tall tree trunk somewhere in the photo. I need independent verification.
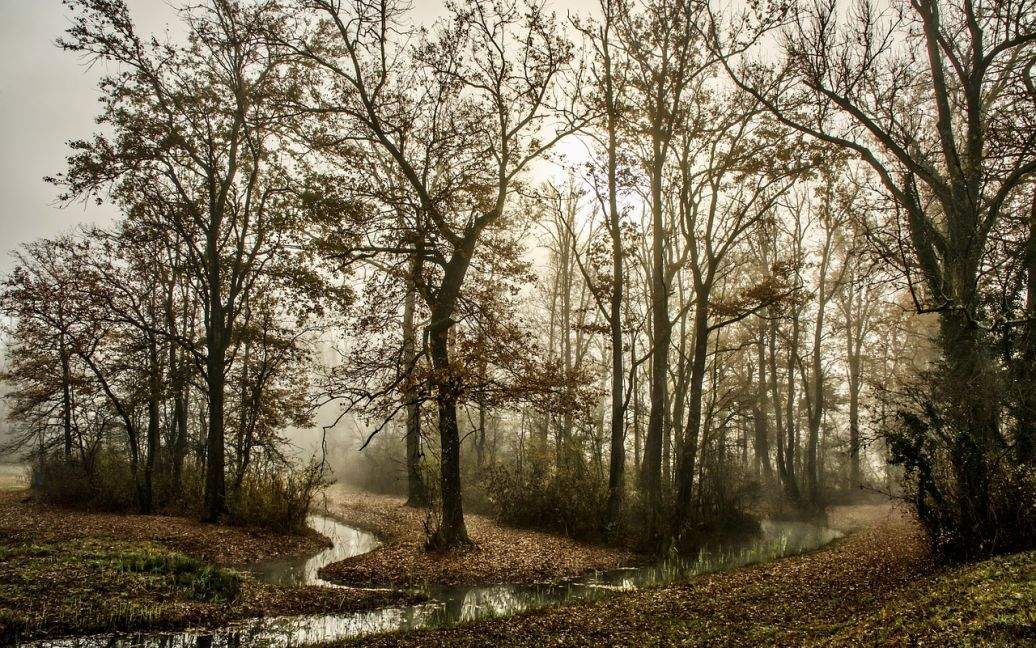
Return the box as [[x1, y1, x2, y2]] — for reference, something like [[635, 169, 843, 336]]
[[235, 335, 251, 490], [784, 309, 801, 500], [403, 255, 427, 507], [142, 334, 161, 514], [846, 329, 862, 488], [202, 290, 227, 523], [172, 376, 189, 495], [427, 318, 469, 548], [940, 309, 996, 552], [805, 216, 837, 506], [662, 394, 673, 490], [560, 216, 574, 469], [541, 267, 561, 449], [633, 347, 641, 474], [769, 316, 790, 491], [476, 397, 487, 468], [671, 284, 689, 468], [59, 339, 73, 460], [674, 295, 709, 534], [424, 245, 475, 549], [603, 29, 626, 531], [605, 225, 626, 530], [641, 145, 669, 537], [753, 322, 773, 478], [405, 394, 425, 507], [805, 339, 823, 505], [168, 282, 191, 496]]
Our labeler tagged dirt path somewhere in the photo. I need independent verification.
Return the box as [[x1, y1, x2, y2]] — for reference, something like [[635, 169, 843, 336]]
[[318, 484, 638, 587]]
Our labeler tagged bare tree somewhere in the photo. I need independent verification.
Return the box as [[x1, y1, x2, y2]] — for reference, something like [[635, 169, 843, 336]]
[[55, 0, 304, 521], [289, 0, 577, 548], [717, 0, 1036, 553]]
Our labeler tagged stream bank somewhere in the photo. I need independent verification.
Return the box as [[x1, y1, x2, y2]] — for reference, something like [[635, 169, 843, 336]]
[[317, 485, 639, 588], [3, 482, 905, 647], [22, 507, 845, 646], [340, 505, 1033, 647], [0, 490, 414, 645]]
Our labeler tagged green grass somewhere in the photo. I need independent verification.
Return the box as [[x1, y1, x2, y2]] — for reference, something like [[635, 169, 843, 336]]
[[111, 545, 241, 600], [835, 549, 1036, 646], [0, 536, 241, 644]]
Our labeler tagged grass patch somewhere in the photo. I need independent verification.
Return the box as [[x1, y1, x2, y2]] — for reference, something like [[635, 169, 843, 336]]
[[839, 549, 1036, 646], [111, 546, 241, 600], [0, 537, 241, 644]]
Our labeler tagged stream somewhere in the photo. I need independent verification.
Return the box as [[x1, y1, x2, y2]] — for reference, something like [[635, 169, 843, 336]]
[[33, 514, 842, 647]]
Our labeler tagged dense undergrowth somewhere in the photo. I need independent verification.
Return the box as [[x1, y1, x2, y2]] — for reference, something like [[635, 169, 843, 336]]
[[482, 453, 764, 553], [32, 450, 327, 533], [484, 459, 611, 543], [350, 437, 777, 553]]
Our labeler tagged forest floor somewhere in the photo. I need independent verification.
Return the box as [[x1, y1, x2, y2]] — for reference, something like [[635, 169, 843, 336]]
[[4, 473, 1032, 647], [335, 504, 1035, 647], [0, 485, 418, 644], [318, 484, 638, 587]]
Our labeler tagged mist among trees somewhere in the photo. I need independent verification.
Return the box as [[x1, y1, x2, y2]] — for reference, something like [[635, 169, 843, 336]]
[[2, 0, 1034, 585]]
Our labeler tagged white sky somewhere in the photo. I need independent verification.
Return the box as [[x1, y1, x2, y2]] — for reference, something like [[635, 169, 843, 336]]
[[0, 1, 183, 275]]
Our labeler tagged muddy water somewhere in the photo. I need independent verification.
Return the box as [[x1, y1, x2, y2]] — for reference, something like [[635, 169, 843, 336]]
[[32, 515, 841, 647]]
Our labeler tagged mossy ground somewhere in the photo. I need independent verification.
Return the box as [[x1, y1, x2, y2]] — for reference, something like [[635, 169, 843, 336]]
[[0, 538, 242, 643], [836, 548, 1035, 646]]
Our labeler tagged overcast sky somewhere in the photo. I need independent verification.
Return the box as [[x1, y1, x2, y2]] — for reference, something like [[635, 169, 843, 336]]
[[0, 1, 183, 276]]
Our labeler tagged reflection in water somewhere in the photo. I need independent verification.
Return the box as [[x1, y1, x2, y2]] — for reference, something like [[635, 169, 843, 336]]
[[248, 515, 381, 588], [30, 517, 841, 647]]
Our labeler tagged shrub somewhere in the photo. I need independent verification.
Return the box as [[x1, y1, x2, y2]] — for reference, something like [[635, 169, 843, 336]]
[[30, 450, 329, 535], [32, 449, 137, 511], [483, 450, 612, 542], [882, 373, 1036, 560], [227, 459, 330, 533]]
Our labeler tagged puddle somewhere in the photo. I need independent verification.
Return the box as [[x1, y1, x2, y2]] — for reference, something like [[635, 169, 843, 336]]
[[30, 515, 841, 647]]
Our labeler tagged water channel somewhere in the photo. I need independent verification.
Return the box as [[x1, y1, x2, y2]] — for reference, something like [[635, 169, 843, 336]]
[[32, 513, 841, 647]]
